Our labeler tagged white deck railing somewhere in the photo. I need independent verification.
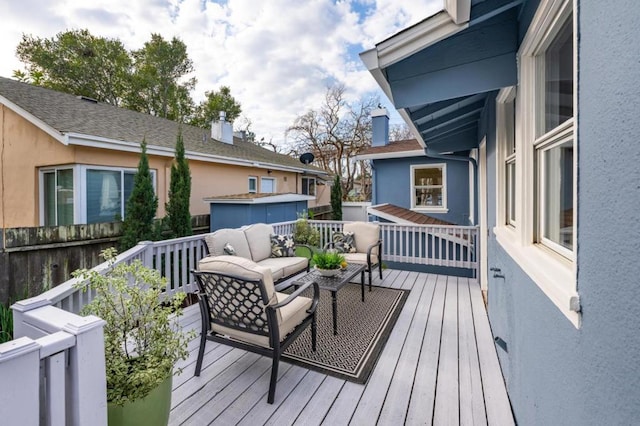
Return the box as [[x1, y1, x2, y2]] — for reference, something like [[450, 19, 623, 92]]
[[1, 219, 476, 425]]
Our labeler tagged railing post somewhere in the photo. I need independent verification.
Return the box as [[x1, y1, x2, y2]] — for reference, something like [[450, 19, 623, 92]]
[[63, 314, 108, 426], [138, 240, 154, 269], [0, 337, 41, 425], [12, 296, 52, 339]]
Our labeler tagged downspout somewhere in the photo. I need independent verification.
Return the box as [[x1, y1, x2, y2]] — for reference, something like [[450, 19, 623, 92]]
[[424, 148, 478, 226], [369, 160, 376, 206]]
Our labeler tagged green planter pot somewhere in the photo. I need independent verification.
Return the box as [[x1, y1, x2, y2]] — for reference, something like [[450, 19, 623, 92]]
[[107, 375, 172, 426]]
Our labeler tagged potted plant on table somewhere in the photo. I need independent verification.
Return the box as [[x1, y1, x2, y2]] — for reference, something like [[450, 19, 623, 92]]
[[312, 250, 347, 277], [74, 248, 192, 426]]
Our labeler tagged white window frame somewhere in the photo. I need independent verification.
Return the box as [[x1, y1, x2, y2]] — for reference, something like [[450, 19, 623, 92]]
[[248, 176, 257, 193], [260, 177, 276, 193], [39, 165, 157, 225], [301, 176, 316, 196], [496, 86, 517, 229], [493, 0, 579, 327], [410, 163, 448, 212], [39, 166, 78, 226]]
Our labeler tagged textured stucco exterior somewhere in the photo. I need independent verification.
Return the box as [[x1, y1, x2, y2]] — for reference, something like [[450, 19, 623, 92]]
[[372, 157, 471, 225], [0, 106, 328, 228], [485, 1, 640, 424]]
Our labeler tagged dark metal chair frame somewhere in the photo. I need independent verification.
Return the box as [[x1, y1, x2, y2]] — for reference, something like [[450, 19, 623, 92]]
[[324, 239, 383, 291], [192, 269, 319, 404]]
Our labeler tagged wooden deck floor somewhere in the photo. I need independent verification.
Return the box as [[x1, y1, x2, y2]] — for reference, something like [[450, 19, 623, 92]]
[[169, 270, 514, 425]]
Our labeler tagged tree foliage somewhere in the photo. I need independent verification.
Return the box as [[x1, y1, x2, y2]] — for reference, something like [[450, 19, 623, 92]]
[[120, 140, 158, 250], [287, 84, 375, 199], [14, 29, 246, 127], [15, 29, 132, 106], [127, 34, 196, 121], [165, 129, 192, 238], [190, 86, 242, 128], [331, 174, 343, 220]]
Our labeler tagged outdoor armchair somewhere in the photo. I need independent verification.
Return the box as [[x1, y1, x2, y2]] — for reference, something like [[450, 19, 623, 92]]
[[325, 221, 383, 291], [193, 255, 319, 404]]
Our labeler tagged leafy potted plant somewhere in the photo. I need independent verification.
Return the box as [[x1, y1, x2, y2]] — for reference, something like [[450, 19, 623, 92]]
[[74, 248, 192, 426], [312, 250, 347, 277]]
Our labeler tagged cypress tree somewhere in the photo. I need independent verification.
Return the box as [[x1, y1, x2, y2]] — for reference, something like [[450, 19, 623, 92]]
[[166, 128, 192, 237], [120, 139, 158, 250], [331, 174, 343, 220]]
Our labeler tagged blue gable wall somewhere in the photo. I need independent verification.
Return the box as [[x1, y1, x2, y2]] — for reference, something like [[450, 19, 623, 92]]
[[372, 157, 470, 225], [484, 1, 640, 424]]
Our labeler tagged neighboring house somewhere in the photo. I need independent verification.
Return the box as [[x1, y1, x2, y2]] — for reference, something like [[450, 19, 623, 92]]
[[358, 109, 475, 226], [361, 1, 639, 425], [0, 77, 329, 228]]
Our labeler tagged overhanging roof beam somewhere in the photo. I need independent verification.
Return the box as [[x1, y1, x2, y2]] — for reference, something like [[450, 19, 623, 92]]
[[416, 100, 485, 132]]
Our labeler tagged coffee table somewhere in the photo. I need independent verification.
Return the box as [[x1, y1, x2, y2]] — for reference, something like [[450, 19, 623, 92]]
[[291, 263, 366, 335]]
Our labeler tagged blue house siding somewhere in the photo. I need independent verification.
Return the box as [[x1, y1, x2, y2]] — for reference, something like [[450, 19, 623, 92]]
[[484, 2, 640, 424], [372, 157, 471, 225]]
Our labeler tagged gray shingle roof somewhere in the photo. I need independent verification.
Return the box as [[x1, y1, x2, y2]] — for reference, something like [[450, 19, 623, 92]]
[[0, 76, 325, 173]]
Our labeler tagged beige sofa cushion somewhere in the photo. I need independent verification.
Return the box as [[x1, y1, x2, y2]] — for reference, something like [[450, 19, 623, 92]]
[[257, 257, 309, 282], [204, 228, 252, 259], [210, 292, 312, 347], [343, 222, 380, 257], [198, 255, 276, 305], [243, 223, 274, 262]]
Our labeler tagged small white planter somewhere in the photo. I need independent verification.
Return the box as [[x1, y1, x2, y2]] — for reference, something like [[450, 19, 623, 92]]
[[314, 266, 340, 277]]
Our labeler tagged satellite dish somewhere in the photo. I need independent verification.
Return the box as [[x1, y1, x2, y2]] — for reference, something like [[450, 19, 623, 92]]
[[299, 152, 315, 165]]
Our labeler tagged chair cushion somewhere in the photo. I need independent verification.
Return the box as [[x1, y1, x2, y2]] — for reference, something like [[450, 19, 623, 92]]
[[258, 257, 309, 281], [211, 292, 312, 347], [198, 255, 277, 305], [270, 234, 296, 257], [343, 222, 380, 256], [243, 223, 274, 262], [332, 231, 357, 253], [204, 229, 252, 259], [343, 252, 379, 266]]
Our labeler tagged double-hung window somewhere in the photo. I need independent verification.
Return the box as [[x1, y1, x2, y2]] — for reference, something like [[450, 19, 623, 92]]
[[411, 164, 447, 211], [494, 0, 578, 326], [536, 15, 574, 256]]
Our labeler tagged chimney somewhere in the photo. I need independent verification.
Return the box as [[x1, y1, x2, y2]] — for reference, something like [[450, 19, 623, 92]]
[[211, 111, 233, 144], [371, 107, 389, 147], [233, 130, 247, 142]]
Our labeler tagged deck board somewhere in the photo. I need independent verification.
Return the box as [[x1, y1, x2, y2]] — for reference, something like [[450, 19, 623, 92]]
[[170, 269, 514, 425]]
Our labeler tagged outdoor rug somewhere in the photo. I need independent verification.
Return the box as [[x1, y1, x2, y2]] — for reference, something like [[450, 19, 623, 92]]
[[283, 283, 409, 384]]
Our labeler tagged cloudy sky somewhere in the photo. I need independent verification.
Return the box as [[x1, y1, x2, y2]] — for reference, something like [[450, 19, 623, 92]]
[[0, 0, 441, 146]]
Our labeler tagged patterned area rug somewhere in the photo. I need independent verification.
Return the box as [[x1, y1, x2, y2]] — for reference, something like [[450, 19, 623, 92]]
[[283, 283, 409, 384]]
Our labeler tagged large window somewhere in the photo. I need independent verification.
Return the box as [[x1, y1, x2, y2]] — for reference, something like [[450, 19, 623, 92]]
[[41, 165, 156, 225], [301, 177, 315, 196], [411, 164, 447, 211]]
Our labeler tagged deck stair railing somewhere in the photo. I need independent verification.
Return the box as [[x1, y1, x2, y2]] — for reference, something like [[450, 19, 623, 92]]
[[1, 220, 476, 425]]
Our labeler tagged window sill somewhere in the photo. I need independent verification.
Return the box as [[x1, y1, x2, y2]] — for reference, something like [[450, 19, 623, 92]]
[[493, 226, 581, 328], [412, 207, 449, 213]]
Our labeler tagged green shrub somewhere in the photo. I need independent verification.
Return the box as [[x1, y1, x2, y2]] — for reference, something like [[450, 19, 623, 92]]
[[0, 301, 12, 344], [74, 248, 193, 406], [293, 217, 320, 247]]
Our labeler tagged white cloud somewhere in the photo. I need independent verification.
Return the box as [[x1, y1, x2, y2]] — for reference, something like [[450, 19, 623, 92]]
[[0, 0, 442, 144]]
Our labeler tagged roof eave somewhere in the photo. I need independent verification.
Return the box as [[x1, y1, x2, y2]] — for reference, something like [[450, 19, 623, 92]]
[[65, 132, 328, 175], [355, 149, 425, 161], [0, 94, 67, 145]]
